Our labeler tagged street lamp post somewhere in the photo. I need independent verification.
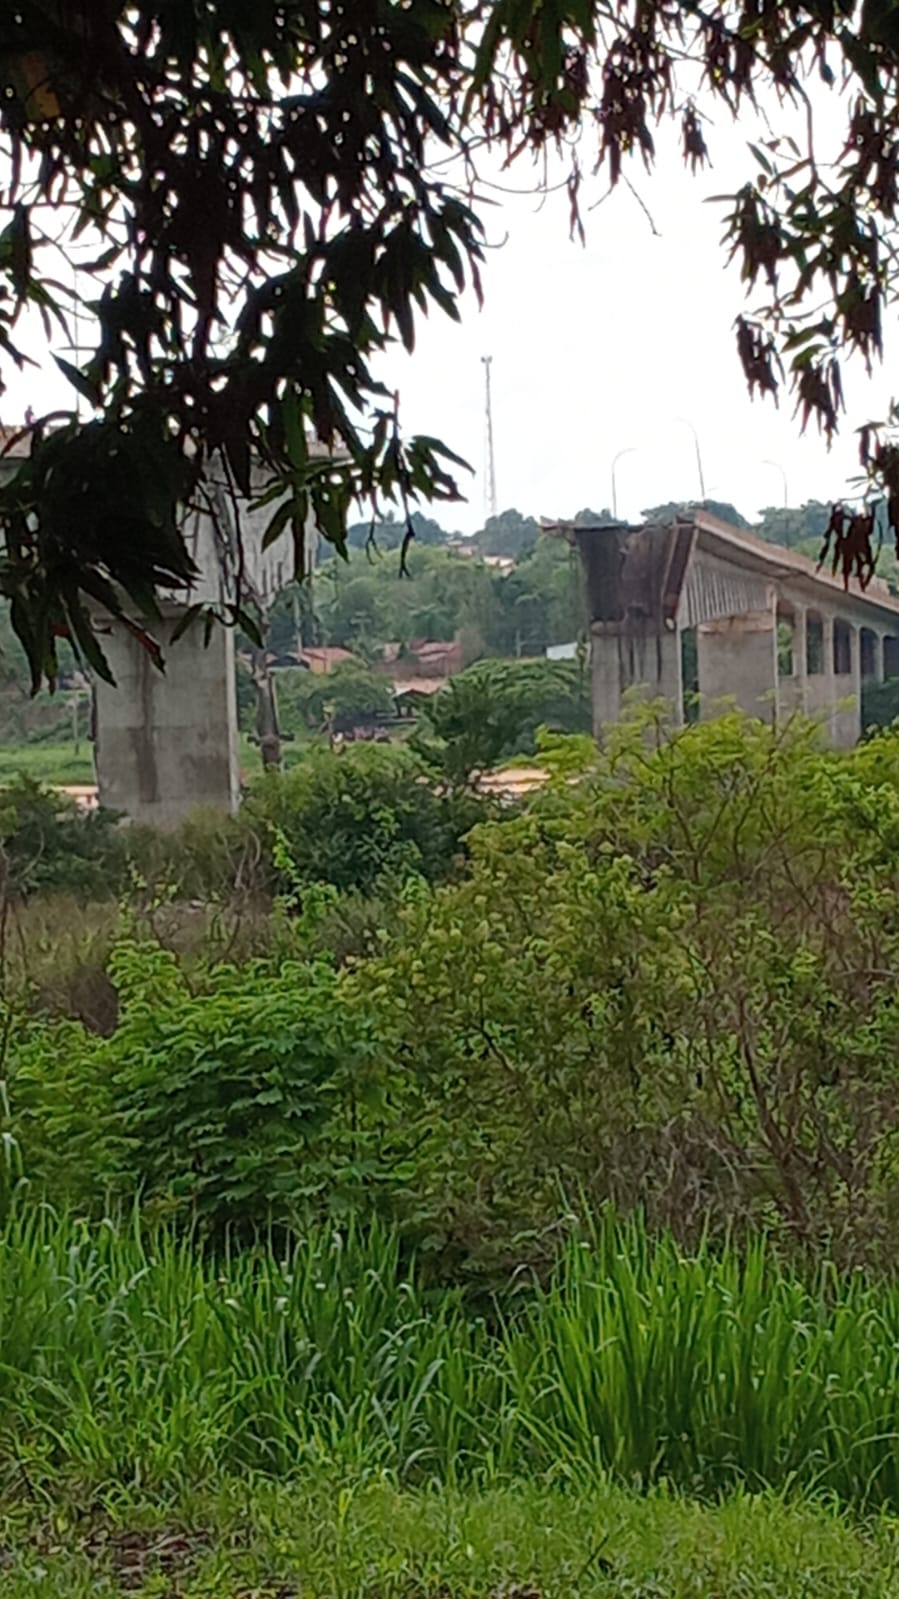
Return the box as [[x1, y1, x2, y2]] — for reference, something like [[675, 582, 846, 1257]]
[[611, 446, 636, 520], [761, 458, 789, 508], [676, 417, 707, 503]]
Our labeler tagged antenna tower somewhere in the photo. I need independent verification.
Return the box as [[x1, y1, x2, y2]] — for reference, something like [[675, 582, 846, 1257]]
[[481, 354, 497, 519]]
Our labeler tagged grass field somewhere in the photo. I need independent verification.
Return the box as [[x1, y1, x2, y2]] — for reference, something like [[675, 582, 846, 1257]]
[[5, 1210, 899, 1514], [4, 1188, 899, 1591], [0, 1477, 895, 1597], [0, 732, 321, 791], [0, 741, 96, 785]]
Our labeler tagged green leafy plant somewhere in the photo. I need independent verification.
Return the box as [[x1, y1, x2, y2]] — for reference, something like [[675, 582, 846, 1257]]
[[356, 709, 899, 1278], [242, 742, 484, 896], [0, 775, 128, 898], [412, 658, 592, 788], [275, 661, 395, 735], [11, 938, 388, 1235]]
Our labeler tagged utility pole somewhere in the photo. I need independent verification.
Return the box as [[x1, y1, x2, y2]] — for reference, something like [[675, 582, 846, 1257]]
[[481, 354, 497, 520]]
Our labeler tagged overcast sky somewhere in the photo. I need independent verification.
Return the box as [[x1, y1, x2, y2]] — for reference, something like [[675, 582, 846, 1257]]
[[378, 89, 892, 535], [2, 78, 892, 538]]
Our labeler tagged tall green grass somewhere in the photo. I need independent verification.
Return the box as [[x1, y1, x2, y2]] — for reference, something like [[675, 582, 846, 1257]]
[[3, 1208, 899, 1508]]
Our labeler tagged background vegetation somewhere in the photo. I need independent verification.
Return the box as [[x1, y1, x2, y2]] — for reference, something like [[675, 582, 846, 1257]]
[[0, 709, 898, 1583], [3, 710, 899, 1279], [6, 492, 899, 788]]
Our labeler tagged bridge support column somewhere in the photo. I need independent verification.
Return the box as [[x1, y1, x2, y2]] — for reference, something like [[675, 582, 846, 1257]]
[[794, 605, 808, 714], [696, 605, 779, 722], [806, 614, 835, 731], [590, 621, 682, 737], [831, 621, 862, 748], [93, 608, 240, 828]]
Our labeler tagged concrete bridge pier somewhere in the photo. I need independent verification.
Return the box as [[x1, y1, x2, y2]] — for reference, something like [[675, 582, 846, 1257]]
[[93, 607, 240, 828], [776, 603, 808, 717], [590, 618, 683, 737], [697, 598, 779, 723], [832, 619, 862, 747], [91, 463, 319, 827], [869, 630, 886, 683]]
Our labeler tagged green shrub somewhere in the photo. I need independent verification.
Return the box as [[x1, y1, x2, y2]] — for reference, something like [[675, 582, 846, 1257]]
[[127, 744, 485, 904], [241, 742, 484, 895], [10, 939, 388, 1234], [0, 775, 129, 898], [276, 660, 395, 733], [13, 712, 899, 1286], [128, 804, 252, 902], [412, 657, 591, 787], [353, 710, 899, 1278]]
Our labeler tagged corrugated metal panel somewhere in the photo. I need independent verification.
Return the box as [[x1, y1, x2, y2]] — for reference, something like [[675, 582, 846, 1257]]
[[680, 554, 771, 627]]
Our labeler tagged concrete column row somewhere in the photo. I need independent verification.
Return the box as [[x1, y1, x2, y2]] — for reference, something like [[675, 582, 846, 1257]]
[[591, 593, 899, 748]]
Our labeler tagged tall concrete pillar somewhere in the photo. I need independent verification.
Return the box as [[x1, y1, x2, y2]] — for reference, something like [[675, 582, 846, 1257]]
[[696, 606, 779, 722], [822, 614, 835, 676], [831, 622, 862, 748], [874, 632, 886, 683], [794, 606, 808, 715], [805, 612, 839, 737], [93, 609, 240, 828], [590, 622, 625, 736], [590, 620, 682, 738], [777, 606, 807, 717]]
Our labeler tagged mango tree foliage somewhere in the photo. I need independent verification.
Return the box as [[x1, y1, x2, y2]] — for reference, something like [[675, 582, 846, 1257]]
[[3, 2, 899, 681]]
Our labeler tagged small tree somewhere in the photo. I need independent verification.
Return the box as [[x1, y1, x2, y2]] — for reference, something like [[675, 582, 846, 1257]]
[[414, 659, 592, 788]]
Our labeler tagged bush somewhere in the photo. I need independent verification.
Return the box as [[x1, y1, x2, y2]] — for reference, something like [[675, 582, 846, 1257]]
[[241, 742, 485, 896], [127, 744, 485, 904], [10, 939, 388, 1234], [353, 710, 899, 1278], [0, 775, 129, 898], [412, 657, 591, 787], [276, 660, 395, 734], [15, 711, 899, 1287]]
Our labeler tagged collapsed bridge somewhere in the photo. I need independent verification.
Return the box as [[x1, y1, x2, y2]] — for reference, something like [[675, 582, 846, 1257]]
[[544, 510, 899, 747]]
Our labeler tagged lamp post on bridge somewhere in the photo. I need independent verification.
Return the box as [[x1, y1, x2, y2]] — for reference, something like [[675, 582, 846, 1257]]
[[761, 458, 789, 508], [611, 446, 636, 520], [675, 417, 707, 503]]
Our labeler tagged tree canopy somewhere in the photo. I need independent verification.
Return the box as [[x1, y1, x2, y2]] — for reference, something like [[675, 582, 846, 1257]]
[[4, 1, 899, 683], [641, 499, 750, 529]]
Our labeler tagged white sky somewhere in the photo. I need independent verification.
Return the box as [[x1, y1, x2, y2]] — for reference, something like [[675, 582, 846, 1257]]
[[378, 90, 892, 535], [1, 77, 892, 537]]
